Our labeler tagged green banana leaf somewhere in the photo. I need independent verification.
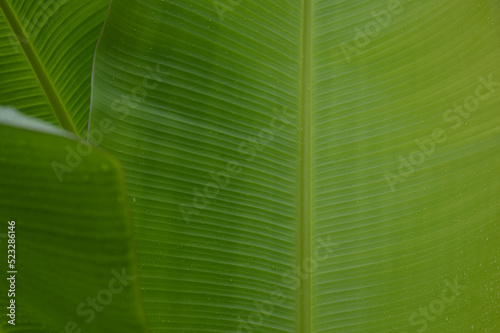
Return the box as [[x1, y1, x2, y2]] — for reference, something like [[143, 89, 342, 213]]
[[0, 108, 146, 333], [2, 0, 500, 332], [88, 0, 500, 331]]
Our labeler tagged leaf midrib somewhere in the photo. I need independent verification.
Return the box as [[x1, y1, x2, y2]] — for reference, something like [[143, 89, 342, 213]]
[[298, 0, 312, 331], [0, 0, 76, 134]]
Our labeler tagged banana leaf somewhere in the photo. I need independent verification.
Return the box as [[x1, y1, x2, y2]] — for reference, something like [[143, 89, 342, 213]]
[[2, 0, 500, 332]]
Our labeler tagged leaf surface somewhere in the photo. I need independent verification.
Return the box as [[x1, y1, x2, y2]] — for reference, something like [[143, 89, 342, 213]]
[[82, 0, 500, 331], [0, 108, 146, 333]]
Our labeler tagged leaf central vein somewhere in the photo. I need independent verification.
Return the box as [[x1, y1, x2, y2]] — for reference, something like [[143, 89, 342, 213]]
[[298, 0, 312, 331]]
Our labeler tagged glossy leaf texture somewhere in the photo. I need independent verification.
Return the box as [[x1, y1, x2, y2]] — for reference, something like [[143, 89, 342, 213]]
[[0, 108, 146, 333], [91, 0, 500, 332], [0, 0, 109, 135]]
